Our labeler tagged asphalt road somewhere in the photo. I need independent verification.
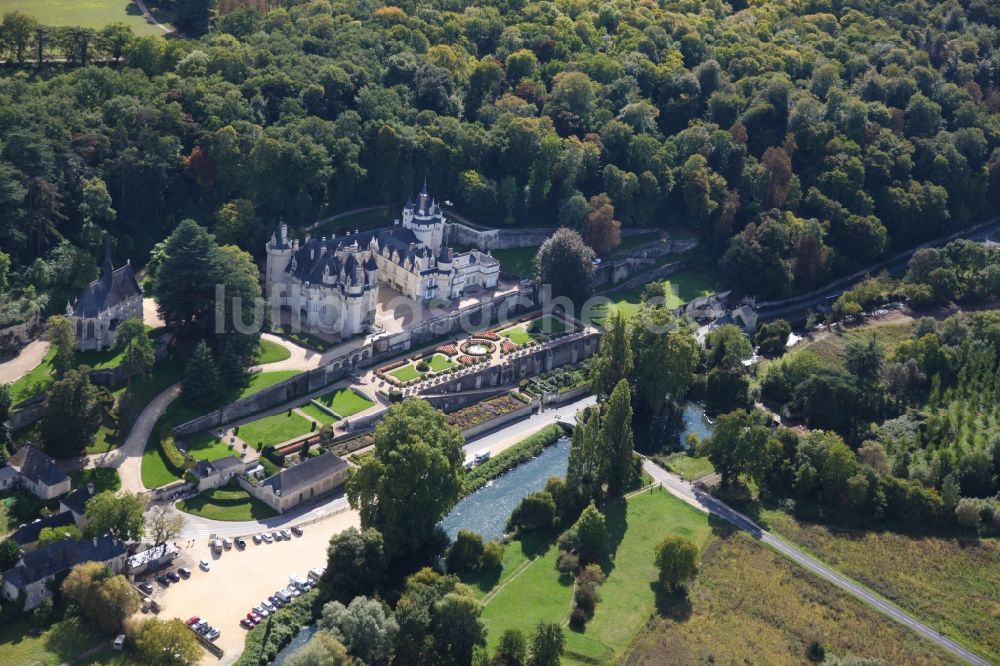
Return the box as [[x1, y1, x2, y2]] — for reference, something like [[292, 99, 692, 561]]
[[757, 216, 1000, 321], [642, 460, 992, 666]]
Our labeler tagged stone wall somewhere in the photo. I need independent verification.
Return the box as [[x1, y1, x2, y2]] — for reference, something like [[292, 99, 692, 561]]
[[458, 400, 537, 440], [0, 316, 41, 355], [593, 237, 699, 287]]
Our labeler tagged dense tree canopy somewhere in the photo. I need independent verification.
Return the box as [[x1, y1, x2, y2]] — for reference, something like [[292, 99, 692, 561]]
[[0, 0, 991, 322]]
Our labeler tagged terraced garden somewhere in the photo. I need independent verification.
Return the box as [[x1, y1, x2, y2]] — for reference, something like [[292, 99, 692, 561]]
[[238, 411, 314, 448], [313, 388, 374, 417]]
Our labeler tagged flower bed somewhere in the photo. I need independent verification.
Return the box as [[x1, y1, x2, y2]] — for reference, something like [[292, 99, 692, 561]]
[[436, 344, 458, 356], [458, 355, 479, 365], [500, 339, 518, 354], [376, 358, 409, 376], [446, 393, 526, 430], [275, 439, 307, 457], [472, 329, 500, 341]]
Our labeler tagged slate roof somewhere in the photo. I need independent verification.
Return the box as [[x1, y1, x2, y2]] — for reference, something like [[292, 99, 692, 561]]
[[191, 456, 244, 479], [7, 446, 69, 489], [0, 466, 17, 484], [11, 512, 75, 547], [287, 226, 424, 284], [60, 485, 96, 516], [71, 264, 142, 319], [261, 452, 347, 497], [2, 536, 126, 589]]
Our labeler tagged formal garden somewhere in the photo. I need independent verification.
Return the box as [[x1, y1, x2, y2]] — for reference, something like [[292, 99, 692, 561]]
[[446, 392, 530, 431], [311, 388, 374, 417], [497, 315, 568, 345], [176, 485, 277, 521], [236, 410, 315, 450]]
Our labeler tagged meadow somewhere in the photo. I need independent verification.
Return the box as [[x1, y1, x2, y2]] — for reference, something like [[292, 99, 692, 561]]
[[0, 0, 168, 36]]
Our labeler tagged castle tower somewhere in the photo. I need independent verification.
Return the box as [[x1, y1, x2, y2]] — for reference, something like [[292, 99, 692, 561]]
[[265, 223, 295, 303], [402, 179, 446, 254]]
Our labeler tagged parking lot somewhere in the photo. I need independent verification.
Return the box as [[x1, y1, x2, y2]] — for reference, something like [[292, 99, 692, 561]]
[[139, 509, 360, 664]]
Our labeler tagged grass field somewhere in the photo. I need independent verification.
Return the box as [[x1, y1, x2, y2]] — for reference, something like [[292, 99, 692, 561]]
[[622, 531, 958, 665], [9, 347, 56, 403], [427, 353, 456, 372], [0, 0, 168, 36], [763, 509, 1000, 663], [498, 325, 535, 345], [612, 232, 661, 256], [481, 489, 712, 664], [140, 370, 302, 487], [500, 315, 567, 345], [654, 453, 715, 481], [313, 206, 397, 237], [299, 402, 338, 425], [390, 364, 423, 382], [0, 497, 10, 533], [183, 430, 235, 461], [238, 411, 314, 447], [0, 617, 103, 666], [591, 268, 717, 324], [256, 339, 291, 365], [314, 388, 374, 417], [490, 247, 538, 277], [177, 487, 277, 521]]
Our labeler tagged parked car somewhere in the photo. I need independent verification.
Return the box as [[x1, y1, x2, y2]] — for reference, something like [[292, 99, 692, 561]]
[[236, 537, 247, 549], [271, 531, 281, 541], [262, 533, 274, 544], [191, 620, 206, 632], [167, 571, 181, 583], [268, 595, 283, 608], [247, 611, 261, 622], [261, 600, 275, 612], [275, 589, 292, 603], [285, 586, 301, 598], [156, 575, 170, 586], [185, 616, 200, 626], [474, 450, 491, 465], [253, 605, 269, 618], [212, 539, 223, 553], [308, 567, 325, 582], [240, 618, 255, 630], [223, 538, 233, 550], [199, 559, 210, 571], [291, 525, 303, 536], [198, 624, 213, 636], [138, 582, 154, 594], [207, 628, 220, 641], [280, 528, 292, 540], [178, 567, 191, 578], [252, 534, 262, 544]]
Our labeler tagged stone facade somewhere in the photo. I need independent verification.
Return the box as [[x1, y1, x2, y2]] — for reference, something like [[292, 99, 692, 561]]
[[266, 185, 499, 338], [68, 241, 143, 352]]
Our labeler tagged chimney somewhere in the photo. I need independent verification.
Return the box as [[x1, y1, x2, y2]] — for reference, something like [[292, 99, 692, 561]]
[[320, 245, 327, 257], [305, 233, 311, 244], [87, 482, 95, 496], [409, 243, 415, 252]]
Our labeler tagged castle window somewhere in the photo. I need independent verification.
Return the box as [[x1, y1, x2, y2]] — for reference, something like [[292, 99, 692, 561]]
[[86, 321, 95, 339], [76, 320, 83, 337]]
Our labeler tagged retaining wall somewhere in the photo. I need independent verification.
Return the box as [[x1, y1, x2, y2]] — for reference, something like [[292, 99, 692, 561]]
[[458, 400, 537, 440]]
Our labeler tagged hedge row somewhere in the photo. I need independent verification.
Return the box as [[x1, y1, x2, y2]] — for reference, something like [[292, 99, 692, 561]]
[[461, 424, 562, 497], [236, 589, 318, 666]]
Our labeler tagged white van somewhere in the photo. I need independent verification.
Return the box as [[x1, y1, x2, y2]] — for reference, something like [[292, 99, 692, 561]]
[[308, 567, 325, 582], [275, 589, 292, 603]]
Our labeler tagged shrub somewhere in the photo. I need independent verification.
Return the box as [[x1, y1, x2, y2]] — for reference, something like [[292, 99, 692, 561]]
[[236, 590, 318, 665], [568, 607, 588, 629], [464, 425, 561, 497], [447, 530, 485, 573], [161, 436, 188, 474], [481, 540, 504, 570], [508, 491, 557, 532], [416, 361, 430, 372], [578, 564, 605, 588], [574, 584, 596, 617], [556, 551, 579, 576]]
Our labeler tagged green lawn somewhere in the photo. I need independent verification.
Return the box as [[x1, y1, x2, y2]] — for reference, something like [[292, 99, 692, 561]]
[[313, 206, 397, 237], [256, 339, 291, 365], [299, 402, 338, 425], [9, 347, 57, 403], [0, 0, 170, 35], [490, 247, 538, 277], [315, 388, 374, 417], [590, 267, 718, 324], [482, 489, 712, 663], [0, 496, 10, 534], [86, 422, 122, 454], [390, 363, 423, 382], [655, 453, 716, 481], [499, 326, 535, 345], [69, 467, 120, 493], [177, 487, 278, 521], [527, 315, 567, 335], [139, 370, 303, 488], [613, 232, 661, 256], [427, 353, 456, 372], [182, 430, 236, 461], [461, 528, 558, 599], [237, 411, 314, 447], [0, 617, 103, 666]]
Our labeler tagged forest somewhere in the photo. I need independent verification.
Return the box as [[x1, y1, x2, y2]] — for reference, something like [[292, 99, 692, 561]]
[[0, 0, 997, 324]]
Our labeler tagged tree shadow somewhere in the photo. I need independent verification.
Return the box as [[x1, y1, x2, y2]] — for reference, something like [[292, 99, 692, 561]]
[[43, 619, 96, 662], [598, 499, 628, 576], [651, 582, 692, 621], [708, 513, 737, 537]]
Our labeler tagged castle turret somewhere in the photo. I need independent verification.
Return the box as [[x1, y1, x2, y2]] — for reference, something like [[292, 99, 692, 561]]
[[402, 183, 446, 254], [265, 223, 294, 302]]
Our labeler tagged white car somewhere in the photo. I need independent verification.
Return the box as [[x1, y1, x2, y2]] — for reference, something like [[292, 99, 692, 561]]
[[262, 533, 274, 544], [199, 559, 210, 571], [223, 538, 233, 549]]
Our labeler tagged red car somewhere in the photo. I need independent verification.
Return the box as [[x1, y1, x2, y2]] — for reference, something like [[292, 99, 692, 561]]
[[185, 616, 200, 626], [240, 618, 255, 629], [247, 611, 261, 622]]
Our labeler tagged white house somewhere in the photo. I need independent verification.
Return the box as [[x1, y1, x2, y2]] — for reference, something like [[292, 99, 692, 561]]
[[189, 456, 247, 492], [3, 446, 71, 500], [1, 536, 127, 610]]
